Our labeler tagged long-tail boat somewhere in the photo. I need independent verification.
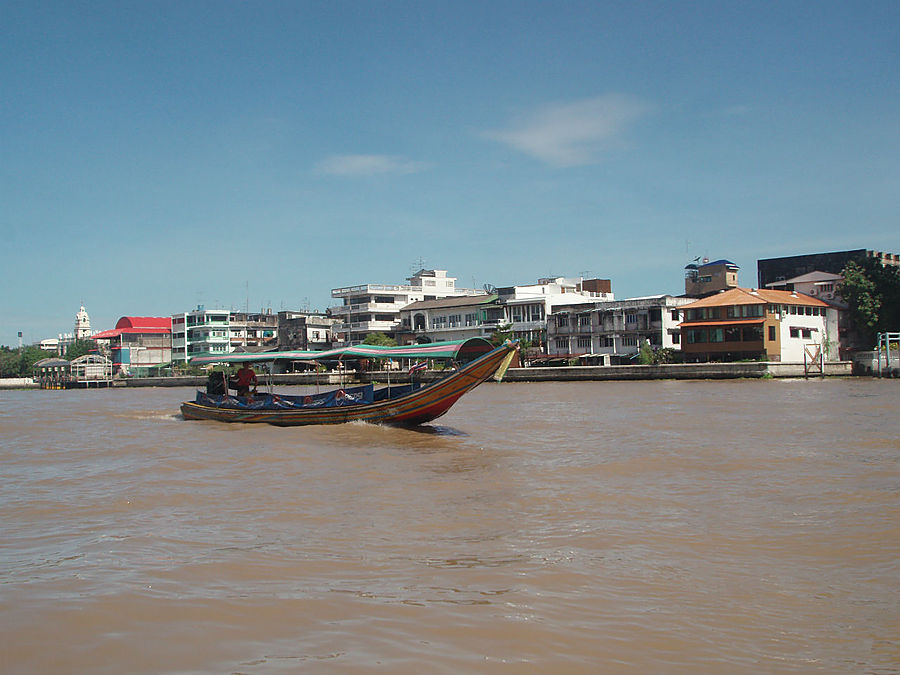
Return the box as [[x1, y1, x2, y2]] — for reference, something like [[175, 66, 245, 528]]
[[180, 338, 518, 426]]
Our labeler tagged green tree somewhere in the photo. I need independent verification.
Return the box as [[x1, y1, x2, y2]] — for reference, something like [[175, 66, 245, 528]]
[[490, 322, 515, 346], [638, 341, 654, 365], [0, 345, 54, 378], [0, 347, 18, 377], [839, 259, 900, 340], [638, 341, 678, 365], [65, 339, 95, 360], [362, 332, 397, 347]]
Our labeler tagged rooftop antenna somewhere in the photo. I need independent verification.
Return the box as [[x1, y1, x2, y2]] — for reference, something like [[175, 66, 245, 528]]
[[410, 256, 426, 275]]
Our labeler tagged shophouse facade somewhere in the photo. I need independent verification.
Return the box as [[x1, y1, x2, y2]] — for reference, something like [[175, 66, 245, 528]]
[[548, 294, 694, 361], [277, 311, 339, 351], [229, 311, 278, 351], [171, 307, 230, 364]]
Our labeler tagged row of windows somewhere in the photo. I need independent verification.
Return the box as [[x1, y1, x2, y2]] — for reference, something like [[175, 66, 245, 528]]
[[685, 305, 764, 321], [684, 304, 825, 321], [511, 305, 545, 323], [554, 337, 593, 350], [686, 326, 764, 344]]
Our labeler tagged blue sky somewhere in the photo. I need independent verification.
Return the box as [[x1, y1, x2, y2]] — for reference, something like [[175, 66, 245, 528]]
[[2, 0, 898, 346]]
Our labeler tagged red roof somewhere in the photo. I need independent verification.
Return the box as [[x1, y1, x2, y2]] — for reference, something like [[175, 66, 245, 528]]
[[92, 317, 172, 340], [115, 316, 172, 330]]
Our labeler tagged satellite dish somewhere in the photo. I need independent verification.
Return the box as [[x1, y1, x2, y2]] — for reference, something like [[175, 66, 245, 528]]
[[483, 283, 497, 294]]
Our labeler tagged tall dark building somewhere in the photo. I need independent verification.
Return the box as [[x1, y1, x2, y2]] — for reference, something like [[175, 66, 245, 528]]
[[757, 249, 900, 288]]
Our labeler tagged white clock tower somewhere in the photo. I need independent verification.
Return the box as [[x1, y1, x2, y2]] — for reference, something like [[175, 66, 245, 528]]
[[75, 305, 92, 340]]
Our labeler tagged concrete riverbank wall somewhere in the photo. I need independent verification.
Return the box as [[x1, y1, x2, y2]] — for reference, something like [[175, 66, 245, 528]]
[[0, 361, 855, 390], [501, 361, 853, 381], [112, 360, 854, 388]]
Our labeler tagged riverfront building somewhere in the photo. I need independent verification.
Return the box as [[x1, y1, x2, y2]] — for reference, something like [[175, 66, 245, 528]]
[[277, 311, 339, 351], [171, 307, 230, 364], [678, 287, 837, 362], [547, 294, 694, 362], [330, 269, 485, 345], [91, 316, 172, 374], [228, 311, 278, 351], [495, 277, 614, 348], [397, 294, 502, 344]]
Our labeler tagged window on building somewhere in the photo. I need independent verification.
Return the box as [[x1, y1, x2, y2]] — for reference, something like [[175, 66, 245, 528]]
[[671, 310, 680, 321], [743, 326, 763, 342], [768, 325, 776, 341], [725, 326, 742, 342], [687, 329, 707, 344], [555, 338, 569, 350], [577, 337, 591, 350], [709, 328, 724, 343], [790, 327, 799, 338], [625, 313, 637, 324], [802, 328, 812, 339], [672, 331, 680, 344], [623, 336, 638, 346], [601, 337, 614, 347]]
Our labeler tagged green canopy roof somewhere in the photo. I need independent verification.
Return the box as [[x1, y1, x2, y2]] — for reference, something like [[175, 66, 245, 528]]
[[189, 338, 497, 366]]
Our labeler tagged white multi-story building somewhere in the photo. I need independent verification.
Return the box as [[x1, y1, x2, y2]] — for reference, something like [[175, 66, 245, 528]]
[[171, 307, 230, 363], [330, 269, 484, 345], [496, 277, 614, 347], [548, 294, 693, 361], [398, 295, 503, 344], [763, 271, 858, 358]]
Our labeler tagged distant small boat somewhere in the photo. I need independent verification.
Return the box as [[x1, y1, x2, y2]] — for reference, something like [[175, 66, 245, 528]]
[[180, 338, 518, 426]]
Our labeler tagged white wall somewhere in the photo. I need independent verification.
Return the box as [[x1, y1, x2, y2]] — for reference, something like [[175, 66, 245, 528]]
[[778, 312, 829, 362]]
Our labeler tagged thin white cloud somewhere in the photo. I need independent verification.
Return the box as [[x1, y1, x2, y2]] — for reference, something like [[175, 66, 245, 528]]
[[315, 154, 429, 176], [484, 94, 650, 167]]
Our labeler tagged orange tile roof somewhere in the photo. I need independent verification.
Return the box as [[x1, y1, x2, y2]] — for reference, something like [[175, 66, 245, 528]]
[[681, 287, 829, 309]]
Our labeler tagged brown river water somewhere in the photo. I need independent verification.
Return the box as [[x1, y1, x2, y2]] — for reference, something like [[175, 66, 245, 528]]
[[1, 379, 899, 674]]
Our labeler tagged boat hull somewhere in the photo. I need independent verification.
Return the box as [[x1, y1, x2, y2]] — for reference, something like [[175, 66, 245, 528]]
[[180, 342, 515, 426]]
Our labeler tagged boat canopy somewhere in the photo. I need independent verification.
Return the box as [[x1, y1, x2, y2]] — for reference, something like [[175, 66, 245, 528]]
[[189, 337, 497, 366]]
